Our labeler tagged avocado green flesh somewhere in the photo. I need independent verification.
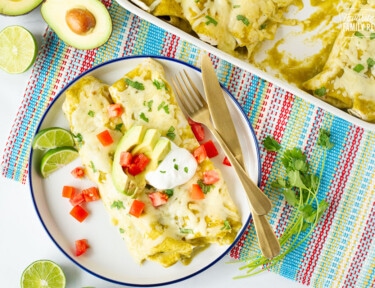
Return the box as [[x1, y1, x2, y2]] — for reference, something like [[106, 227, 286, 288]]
[[41, 0, 112, 50], [0, 0, 43, 16], [112, 125, 172, 195]]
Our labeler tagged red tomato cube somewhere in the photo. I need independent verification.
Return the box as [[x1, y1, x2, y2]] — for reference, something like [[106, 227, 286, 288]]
[[70, 205, 89, 222]]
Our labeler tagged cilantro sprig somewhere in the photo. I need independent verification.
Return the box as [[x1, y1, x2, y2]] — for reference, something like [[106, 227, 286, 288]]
[[236, 129, 333, 278]]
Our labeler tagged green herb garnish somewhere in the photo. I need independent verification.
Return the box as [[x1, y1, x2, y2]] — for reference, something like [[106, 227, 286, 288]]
[[205, 15, 218, 26], [354, 31, 364, 38], [367, 57, 375, 69], [111, 200, 125, 209], [153, 79, 167, 90], [235, 129, 332, 278], [314, 87, 326, 97], [140, 112, 149, 122], [197, 179, 213, 194], [353, 63, 365, 73], [144, 100, 153, 111], [125, 78, 145, 90], [180, 228, 194, 234], [263, 136, 281, 152], [237, 15, 250, 26], [88, 110, 95, 117], [221, 220, 232, 230], [166, 126, 176, 140]]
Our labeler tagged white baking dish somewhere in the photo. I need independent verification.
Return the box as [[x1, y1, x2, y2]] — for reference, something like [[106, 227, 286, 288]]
[[116, 0, 375, 131]]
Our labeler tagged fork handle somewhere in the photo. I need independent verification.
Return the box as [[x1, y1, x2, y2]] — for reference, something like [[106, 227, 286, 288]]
[[210, 128, 272, 215]]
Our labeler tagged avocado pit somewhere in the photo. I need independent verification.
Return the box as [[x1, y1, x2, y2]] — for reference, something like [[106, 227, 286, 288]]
[[66, 8, 96, 35]]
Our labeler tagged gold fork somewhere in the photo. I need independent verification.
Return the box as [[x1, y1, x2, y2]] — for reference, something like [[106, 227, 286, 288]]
[[173, 70, 272, 216], [172, 71, 280, 258]]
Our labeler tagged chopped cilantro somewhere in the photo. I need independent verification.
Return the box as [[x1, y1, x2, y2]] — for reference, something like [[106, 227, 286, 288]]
[[263, 135, 281, 152], [184, 167, 189, 173], [111, 200, 125, 209], [197, 179, 213, 194], [153, 79, 167, 90], [174, 164, 179, 170], [125, 78, 145, 90], [165, 189, 174, 197], [221, 220, 231, 230], [353, 63, 365, 73], [115, 123, 123, 131], [119, 228, 125, 233], [237, 15, 250, 26], [89, 161, 97, 173], [88, 110, 95, 117], [370, 32, 375, 40], [166, 126, 176, 140], [180, 228, 194, 234], [367, 57, 375, 69], [140, 112, 149, 122], [144, 100, 153, 111], [314, 87, 326, 97], [354, 31, 364, 38], [205, 15, 218, 26]]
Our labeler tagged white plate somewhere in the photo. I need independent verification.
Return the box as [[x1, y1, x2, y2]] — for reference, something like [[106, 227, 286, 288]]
[[117, 0, 375, 131], [29, 56, 261, 286]]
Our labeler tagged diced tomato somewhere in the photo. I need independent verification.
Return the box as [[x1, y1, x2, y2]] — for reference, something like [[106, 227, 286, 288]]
[[190, 183, 205, 200], [191, 123, 205, 141], [148, 192, 168, 207], [129, 199, 145, 217], [127, 153, 150, 176], [71, 166, 85, 178], [62, 185, 76, 198], [96, 130, 114, 146], [70, 205, 89, 222], [203, 170, 220, 184], [222, 156, 231, 166], [108, 103, 124, 117], [193, 145, 207, 163], [82, 186, 100, 202], [120, 151, 133, 167], [69, 191, 85, 206], [75, 239, 89, 256], [203, 140, 219, 158]]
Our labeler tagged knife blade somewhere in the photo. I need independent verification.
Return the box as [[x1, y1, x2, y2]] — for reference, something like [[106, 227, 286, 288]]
[[201, 54, 244, 166], [201, 54, 280, 259]]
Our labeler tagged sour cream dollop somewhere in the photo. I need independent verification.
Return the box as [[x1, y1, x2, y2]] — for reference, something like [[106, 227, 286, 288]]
[[145, 141, 197, 189]]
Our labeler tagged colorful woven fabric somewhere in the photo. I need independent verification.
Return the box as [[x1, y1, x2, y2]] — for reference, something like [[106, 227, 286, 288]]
[[2, 1, 375, 287]]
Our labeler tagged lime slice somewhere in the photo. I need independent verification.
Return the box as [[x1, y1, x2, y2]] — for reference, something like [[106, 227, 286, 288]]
[[40, 146, 79, 177], [0, 25, 38, 74], [33, 127, 75, 150], [20, 259, 66, 288]]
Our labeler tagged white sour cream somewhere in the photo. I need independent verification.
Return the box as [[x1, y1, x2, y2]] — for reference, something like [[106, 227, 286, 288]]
[[145, 141, 197, 190]]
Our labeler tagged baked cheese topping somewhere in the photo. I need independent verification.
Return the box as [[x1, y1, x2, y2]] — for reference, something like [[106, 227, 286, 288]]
[[303, 0, 375, 122], [62, 58, 242, 267]]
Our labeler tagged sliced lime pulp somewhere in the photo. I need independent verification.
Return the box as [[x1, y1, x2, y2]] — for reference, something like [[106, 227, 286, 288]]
[[32, 127, 75, 150], [0, 25, 38, 74], [40, 146, 79, 177], [20, 259, 66, 288]]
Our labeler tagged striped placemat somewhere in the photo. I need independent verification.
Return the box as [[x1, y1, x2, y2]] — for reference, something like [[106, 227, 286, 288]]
[[2, 1, 375, 287]]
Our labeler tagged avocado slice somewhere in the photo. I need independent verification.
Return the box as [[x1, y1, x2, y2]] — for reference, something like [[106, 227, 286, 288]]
[[41, 0, 112, 50], [112, 125, 147, 195], [131, 128, 161, 157], [148, 138, 172, 170], [0, 0, 43, 16]]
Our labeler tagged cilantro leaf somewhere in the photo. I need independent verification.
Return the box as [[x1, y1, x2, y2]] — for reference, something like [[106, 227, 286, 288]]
[[263, 135, 281, 152]]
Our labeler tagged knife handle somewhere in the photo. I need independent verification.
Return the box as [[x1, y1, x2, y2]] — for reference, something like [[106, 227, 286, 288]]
[[210, 128, 272, 215]]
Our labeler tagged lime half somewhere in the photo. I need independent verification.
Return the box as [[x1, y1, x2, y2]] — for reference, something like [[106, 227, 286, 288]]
[[0, 25, 38, 74], [40, 146, 79, 177], [33, 127, 75, 150], [21, 260, 66, 288]]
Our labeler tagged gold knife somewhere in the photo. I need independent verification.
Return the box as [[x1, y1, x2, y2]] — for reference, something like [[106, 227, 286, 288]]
[[201, 54, 280, 259]]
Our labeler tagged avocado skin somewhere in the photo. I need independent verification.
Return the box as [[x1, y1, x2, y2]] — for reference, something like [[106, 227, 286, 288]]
[[40, 0, 112, 50], [0, 0, 43, 16]]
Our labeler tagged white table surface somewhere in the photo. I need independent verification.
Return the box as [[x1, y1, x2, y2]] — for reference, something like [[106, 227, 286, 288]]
[[0, 7, 306, 288]]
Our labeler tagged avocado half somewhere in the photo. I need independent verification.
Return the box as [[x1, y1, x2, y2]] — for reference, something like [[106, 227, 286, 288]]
[[0, 0, 43, 16], [41, 0, 112, 50]]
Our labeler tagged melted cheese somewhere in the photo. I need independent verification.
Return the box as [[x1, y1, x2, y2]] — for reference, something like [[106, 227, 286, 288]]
[[303, 0, 375, 122]]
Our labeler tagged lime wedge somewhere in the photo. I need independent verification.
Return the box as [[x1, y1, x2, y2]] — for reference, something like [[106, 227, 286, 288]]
[[20, 260, 66, 288], [0, 25, 38, 74], [40, 146, 79, 177], [33, 127, 75, 150]]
